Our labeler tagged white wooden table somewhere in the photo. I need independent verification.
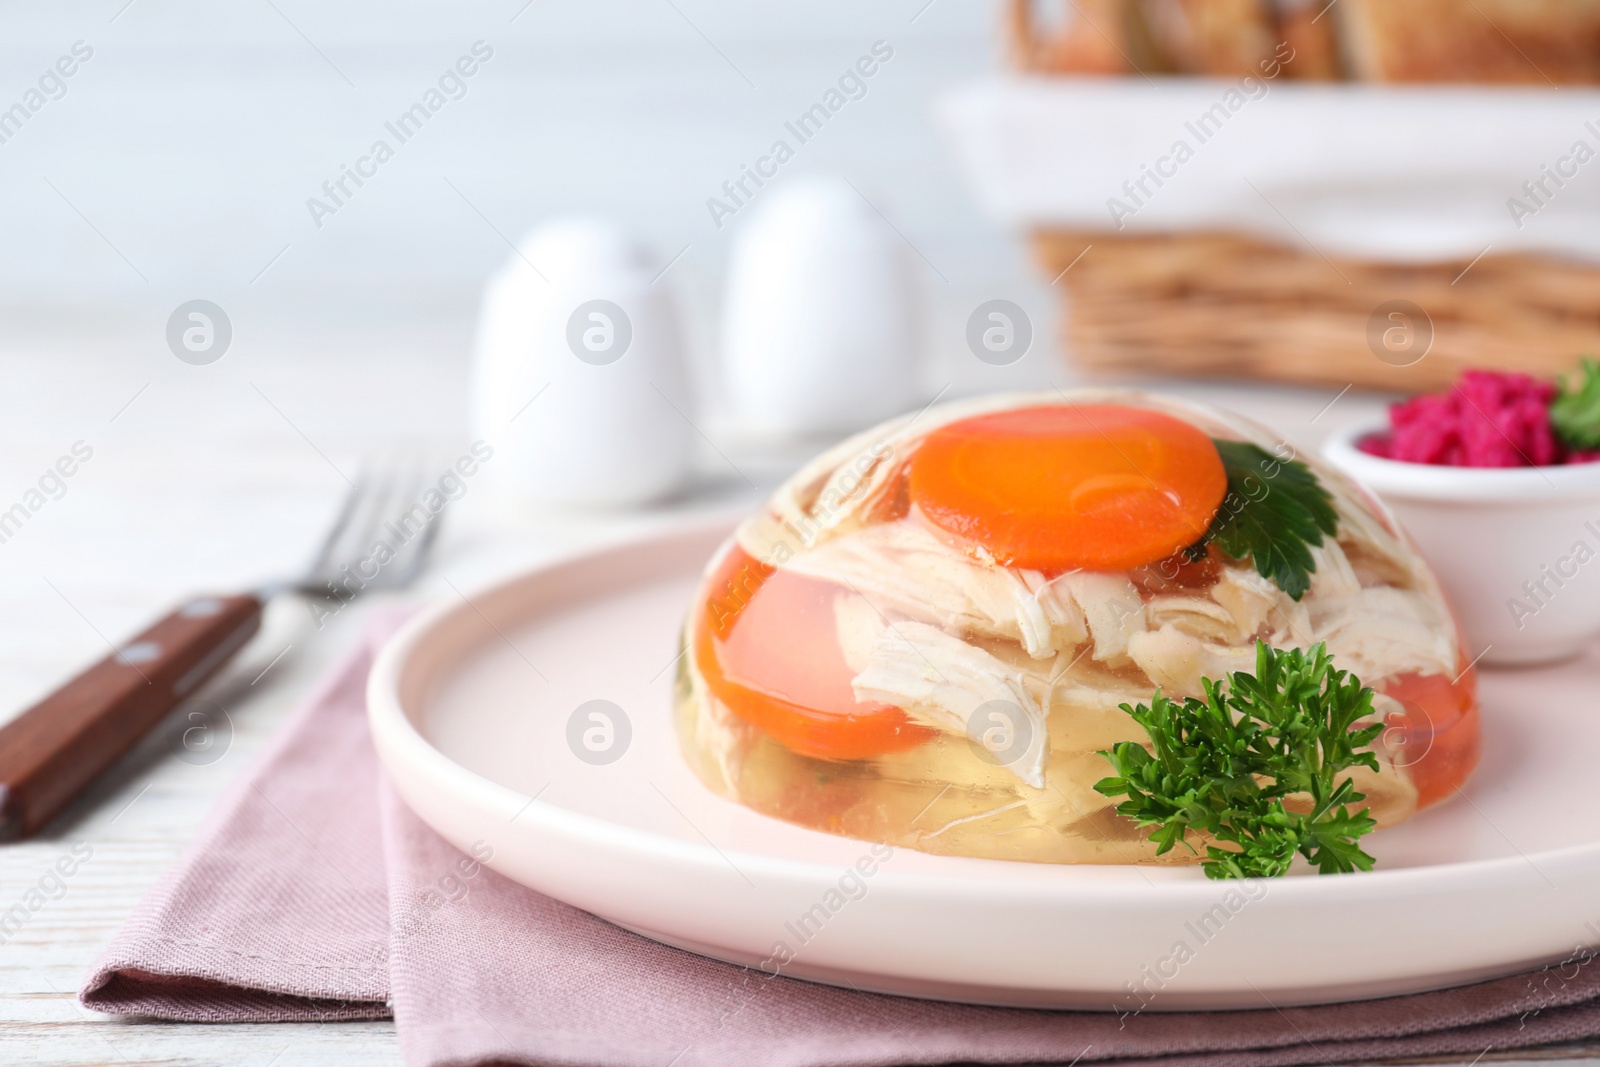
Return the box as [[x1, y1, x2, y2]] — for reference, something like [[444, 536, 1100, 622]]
[[0, 2, 1594, 1064], [2, 314, 1592, 1066]]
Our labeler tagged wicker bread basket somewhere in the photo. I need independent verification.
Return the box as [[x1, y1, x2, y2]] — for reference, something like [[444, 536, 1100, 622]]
[[1035, 230, 1600, 391]]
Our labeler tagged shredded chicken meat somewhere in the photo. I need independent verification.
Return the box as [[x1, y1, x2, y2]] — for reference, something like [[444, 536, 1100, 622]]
[[719, 390, 1459, 800]]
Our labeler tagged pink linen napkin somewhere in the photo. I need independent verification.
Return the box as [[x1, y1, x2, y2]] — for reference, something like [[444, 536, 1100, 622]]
[[83, 624, 1600, 1067]]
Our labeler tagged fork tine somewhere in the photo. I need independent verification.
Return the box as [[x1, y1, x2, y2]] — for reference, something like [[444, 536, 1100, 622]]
[[352, 460, 409, 584], [305, 460, 395, 593], [303, 469, 371, 583], [390, 485, 445, 586], [378, 458, 444, 589], [297, 455, 446, 599]]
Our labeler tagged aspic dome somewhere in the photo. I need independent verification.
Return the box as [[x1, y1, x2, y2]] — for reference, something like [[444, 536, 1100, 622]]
[[676, 391, 1479, 866]]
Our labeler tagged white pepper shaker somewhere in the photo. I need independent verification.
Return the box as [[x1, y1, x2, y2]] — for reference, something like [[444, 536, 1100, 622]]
[[472, 218, 692, 507], [721, 174, 919, 439]]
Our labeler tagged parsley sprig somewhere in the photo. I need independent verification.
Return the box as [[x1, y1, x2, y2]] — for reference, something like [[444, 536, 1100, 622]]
[[1094, 641, 1384, 879], [1189, 440, 1339, 601], [1552, 357, 1600, 452]]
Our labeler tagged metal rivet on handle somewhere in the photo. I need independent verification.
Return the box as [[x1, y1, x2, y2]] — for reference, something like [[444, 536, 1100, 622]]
[[114, 642, 162, 665], [180, 598, 224, 618]]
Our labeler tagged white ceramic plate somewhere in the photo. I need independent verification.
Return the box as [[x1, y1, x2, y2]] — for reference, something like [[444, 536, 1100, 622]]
[[368, 516, 1600, 1011]]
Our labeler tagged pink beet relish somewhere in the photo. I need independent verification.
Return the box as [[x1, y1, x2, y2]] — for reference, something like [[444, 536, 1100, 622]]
[[1359, 370, 1600, 467]]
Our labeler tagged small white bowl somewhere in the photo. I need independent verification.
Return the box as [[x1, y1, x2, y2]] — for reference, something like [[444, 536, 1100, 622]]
[[1324, 423, 1600, 666]]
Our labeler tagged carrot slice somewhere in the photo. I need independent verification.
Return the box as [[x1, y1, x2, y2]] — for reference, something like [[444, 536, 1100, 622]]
[[694, 545, 935, 761], [1379, 669, 1481, 809], [908, 404, 1227, 572]]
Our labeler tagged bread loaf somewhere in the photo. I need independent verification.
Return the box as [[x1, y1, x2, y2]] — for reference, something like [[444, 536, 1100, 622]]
[[1272, 0, 1343, 79], [1010, 0, 1600, 83], [1337, 0, 1600, 84], [1139, 0, 1277, 74], [1009, 0, 1142, 74]]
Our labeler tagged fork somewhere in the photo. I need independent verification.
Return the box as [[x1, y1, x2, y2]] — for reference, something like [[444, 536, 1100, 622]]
[[0, 465, 445, 841]]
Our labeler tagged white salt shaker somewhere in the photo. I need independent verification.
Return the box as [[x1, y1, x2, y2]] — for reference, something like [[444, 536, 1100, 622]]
[[721, 174, 918, 439], [472, 218, 693, 507]]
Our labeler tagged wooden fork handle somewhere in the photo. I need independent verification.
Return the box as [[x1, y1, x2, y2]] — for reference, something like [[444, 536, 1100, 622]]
[[0, 593, 263, 841]]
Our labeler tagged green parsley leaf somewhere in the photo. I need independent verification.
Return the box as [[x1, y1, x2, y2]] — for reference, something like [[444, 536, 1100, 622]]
[[1552, 357, 1600, 452], [1093, 641, 1384, 879], [1189, 440, 1338, 601]]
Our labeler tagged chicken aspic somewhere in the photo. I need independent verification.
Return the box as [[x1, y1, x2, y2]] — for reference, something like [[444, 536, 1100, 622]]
[[675, 392, 1479, 865]]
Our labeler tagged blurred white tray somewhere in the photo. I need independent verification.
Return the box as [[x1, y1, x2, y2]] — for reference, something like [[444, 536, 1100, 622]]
[[938, 78, 1600, 263]]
